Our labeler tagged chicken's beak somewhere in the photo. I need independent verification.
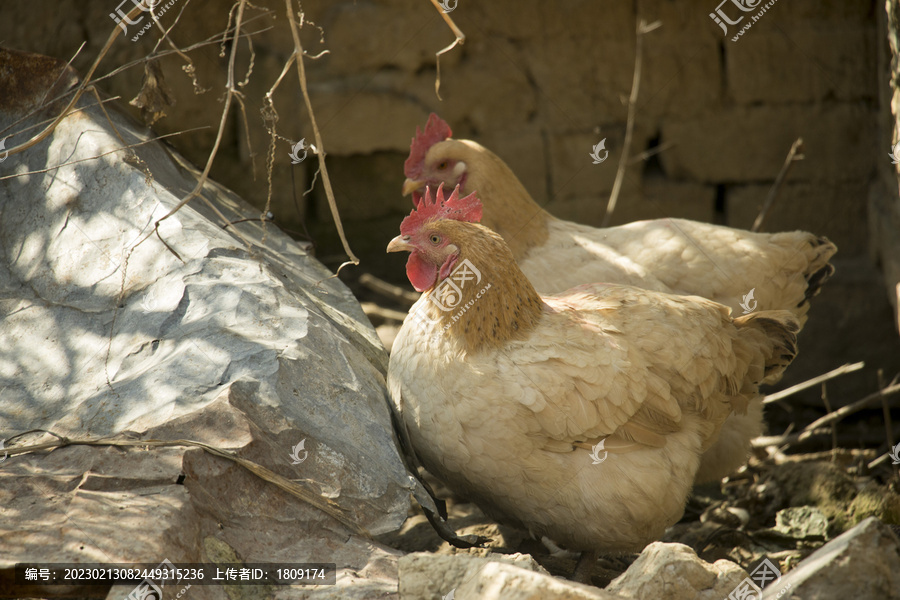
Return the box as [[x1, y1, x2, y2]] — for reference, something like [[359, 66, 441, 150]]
[[387, 235, 413, 253], [402, 178, 424, 196]]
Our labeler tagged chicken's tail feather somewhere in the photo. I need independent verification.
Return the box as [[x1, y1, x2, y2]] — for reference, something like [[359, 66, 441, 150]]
[[733, 309, 800, 386], [799, 236, 837, 306]]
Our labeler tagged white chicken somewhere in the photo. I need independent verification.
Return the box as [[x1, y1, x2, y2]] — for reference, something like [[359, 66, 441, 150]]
[[401, 114, 836, 482], [387, 184, 799, 573]]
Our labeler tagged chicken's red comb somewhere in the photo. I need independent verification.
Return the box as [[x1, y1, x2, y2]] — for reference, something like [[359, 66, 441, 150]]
[[399, 183, 482, 235], [404, 113, 452, 179]]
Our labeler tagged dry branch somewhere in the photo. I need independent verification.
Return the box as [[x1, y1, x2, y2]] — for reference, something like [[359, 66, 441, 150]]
[[361, 302, 411, 323], [802, 382, 900, 433], [1, 4, 129, 159], [286, 1, 359, 275], [867, 451, 899, 469], [751, 137, 804, 232], [428, 0, 465, 100], [752, 426, 899, 450], [754, 382, 900, 451], [146, 0, 252, 249], [602, 18, 661, 227], [0, 127, 205, 182], [763, 361, 864, 404], [359, 273, 420, 306], [751, 427, 833, 449]]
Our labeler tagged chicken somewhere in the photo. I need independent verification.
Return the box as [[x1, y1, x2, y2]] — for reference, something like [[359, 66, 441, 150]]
[[386, 184, 800, 562], [401, 113, 836, 482], [402, 114, 835, 322]]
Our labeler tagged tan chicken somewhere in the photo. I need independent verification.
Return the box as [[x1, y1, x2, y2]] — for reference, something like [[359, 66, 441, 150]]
[[401, 114, 836, 482], [386, 184, 799, 571]]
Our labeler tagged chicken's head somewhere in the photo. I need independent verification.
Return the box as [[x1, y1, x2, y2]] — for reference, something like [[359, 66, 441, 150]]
[[403, 113, 471, 207], [387, 183, 482, 292]]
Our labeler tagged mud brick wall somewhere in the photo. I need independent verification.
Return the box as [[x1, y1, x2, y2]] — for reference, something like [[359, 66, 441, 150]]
[[878, 0, 900, 334], [1, 0, 897, 403], [0, 1, 877, 265]]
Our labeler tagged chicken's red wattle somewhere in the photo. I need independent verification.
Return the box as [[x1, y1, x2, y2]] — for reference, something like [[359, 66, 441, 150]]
[[406, 252, 438, 292]]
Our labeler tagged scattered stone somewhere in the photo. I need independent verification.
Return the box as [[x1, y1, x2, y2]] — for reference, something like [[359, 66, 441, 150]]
[[456, 561, 624, 600], [773, 506, 829, 540], [398, 552, 548, 599], [399, 551, 624, 600], [606, 542, 748, 600]]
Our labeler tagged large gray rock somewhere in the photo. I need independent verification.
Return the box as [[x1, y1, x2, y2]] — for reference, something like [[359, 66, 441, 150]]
[[0, 48, 412, 598], [762, 517, 900, 600]]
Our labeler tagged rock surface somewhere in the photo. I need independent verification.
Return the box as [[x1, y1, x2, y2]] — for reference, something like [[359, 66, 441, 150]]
[[0, 48, 413, 599], [455, 561, 621, 600], [606, 542, 748, 600], [761, 517, 900, 600], [398, 552, 622, 600]]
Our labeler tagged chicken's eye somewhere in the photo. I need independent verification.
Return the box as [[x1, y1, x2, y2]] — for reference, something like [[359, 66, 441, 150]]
[[437, 161, 448, 170], [430, 234, 441, 245]]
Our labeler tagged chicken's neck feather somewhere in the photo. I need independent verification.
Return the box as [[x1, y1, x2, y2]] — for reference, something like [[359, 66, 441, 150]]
[[454, 140, 553, 261], [423, 221, 545, 353]]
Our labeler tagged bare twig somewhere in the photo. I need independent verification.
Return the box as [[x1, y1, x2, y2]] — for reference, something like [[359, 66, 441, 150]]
[[602, 18, 661, 227], [751, 427, 833, 449], [627, 140, 675, 165], [96, 19, 271, 88], [752, 426, 898, 450], [820, 383, 837, 460], [359, 273, 420, 306], [428, 0, 465, 100], [1, 2, 133, 158], [149, 0, 210, 94], [753, 382, 900, 450], [868, 448, 900, 470], [878, 369, 896, 457], [361, 302, 411, 323], [775, 448, 877, 464], [285, 0, 359, 276], [125, 0, 253, 259], [261, 51, 299, 243], [0, 128, 205, 182], [803, 382, 900, 434], [751, 137, 804, 232], [763, 361, 865, 404], [1, 434, 368, 536]]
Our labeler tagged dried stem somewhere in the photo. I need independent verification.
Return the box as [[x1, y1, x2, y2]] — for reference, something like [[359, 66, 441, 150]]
[[0, 128, 203, 182], [146, 0, 251, 245], [361, 302, 411, 323], [804, 382, 900, 434], [751, 137, 804, 232], [602, 18, 661, 227], [359, 273, 420, 306], [428, 0, 465, 100], [285, 0, 359, 275], [820, 383, 838, 459], [753, 382, 900, 450], [879, 369, 896, 451], [751, 427, 833, 449], [1, 2, 134, 158], [763, 361, 865, 404]]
